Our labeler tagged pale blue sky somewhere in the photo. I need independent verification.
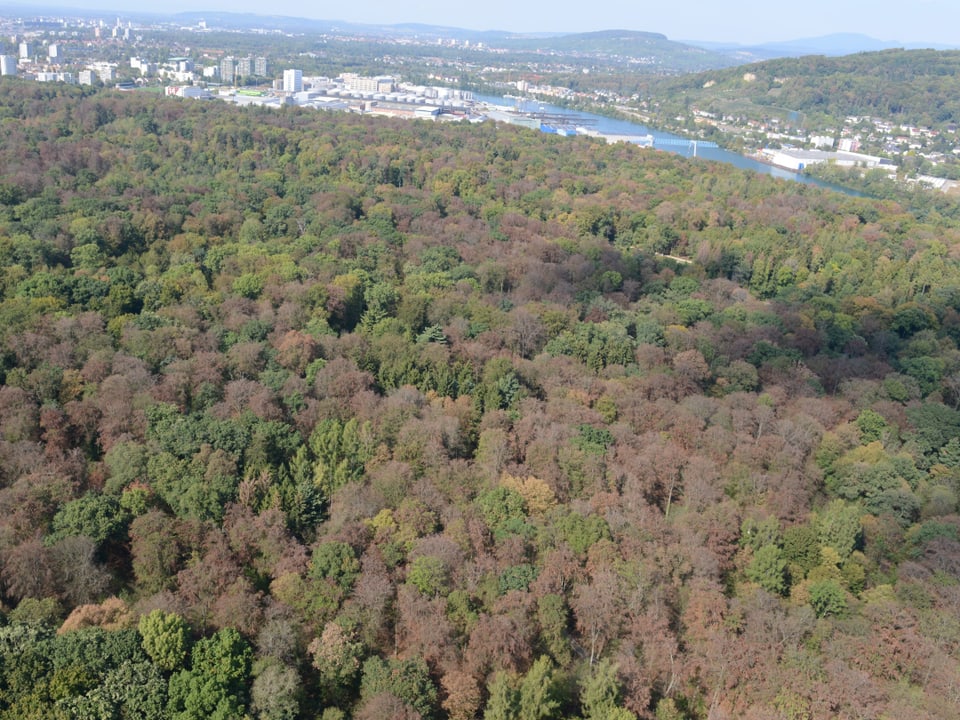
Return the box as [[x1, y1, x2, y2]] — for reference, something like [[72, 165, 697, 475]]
[[22, 0, 960, 45]]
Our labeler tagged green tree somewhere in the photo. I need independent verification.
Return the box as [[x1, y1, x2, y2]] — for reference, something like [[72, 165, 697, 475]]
[[360, 656, 438, 719], [48, 493, 130, 546], [485, 671, 519, 720], [537, 594, 571, 665], [546, 510, 611, 555], [310, 541, 361, 589], [580, 659, 635, 720], [360, 281, 399, 330], [782, 524, 820, 578], [745, 544, 788, 595], [855, 408, 890, 444], [407, 555, 450, 598], [518, 656, 560, 720], [167, 627, 252, 720], [809, 580, 847, 618], [816, 500, 862, 561], [74, 660, 169, 720], [310, 418, 374, 498], [481, 658, 561, 720], [739, 516, 781, 552], [7, 597, 64, 627], [544, 322, 635, 372], [139, 609, 190, 672], [906, 402, 960, 467], [476, 486, 528, 539]]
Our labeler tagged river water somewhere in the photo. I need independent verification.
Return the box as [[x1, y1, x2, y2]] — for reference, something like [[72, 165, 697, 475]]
[[475, 94, 854, 193]]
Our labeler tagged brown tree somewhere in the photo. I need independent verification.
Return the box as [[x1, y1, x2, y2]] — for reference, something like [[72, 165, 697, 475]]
[[572, 570, 622, 666]]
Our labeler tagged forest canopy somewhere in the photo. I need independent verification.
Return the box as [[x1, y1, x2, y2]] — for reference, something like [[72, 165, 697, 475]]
[[1, 78, 960, 719]]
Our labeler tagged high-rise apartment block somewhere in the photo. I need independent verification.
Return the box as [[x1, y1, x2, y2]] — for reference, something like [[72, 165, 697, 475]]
[[283, 68, 302, 93], [0, 55, 17, 76], [220, 56, 236, 85]]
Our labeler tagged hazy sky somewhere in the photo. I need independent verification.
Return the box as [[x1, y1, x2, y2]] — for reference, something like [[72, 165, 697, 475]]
[[22, 0, 960, 45]]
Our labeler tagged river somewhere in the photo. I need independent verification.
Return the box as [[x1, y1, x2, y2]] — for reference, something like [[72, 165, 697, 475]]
[[474, 94, 856, 194]]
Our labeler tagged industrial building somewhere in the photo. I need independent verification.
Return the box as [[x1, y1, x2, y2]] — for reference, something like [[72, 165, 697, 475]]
[[341, 73, 395, 93], [165, 86, 211, 99], [760, 147, 886, 171]]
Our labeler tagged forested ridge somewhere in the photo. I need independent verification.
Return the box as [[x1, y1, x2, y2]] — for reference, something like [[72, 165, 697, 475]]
[[2, 79, 960, 719], [635, 49, 960, 128]]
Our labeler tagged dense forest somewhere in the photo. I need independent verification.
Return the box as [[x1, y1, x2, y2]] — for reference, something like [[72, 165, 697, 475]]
[[632, 49, 960, 129], [2, 78, 960, 719]]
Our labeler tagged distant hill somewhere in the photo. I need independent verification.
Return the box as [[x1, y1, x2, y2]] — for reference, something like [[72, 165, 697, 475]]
[[498, 29, 738, 71], [755, 33, 913, 56], [172, 11, 368, 35], [12, 6, 959, 76], [637, 48, 960, 127], [167, 14, 739, 73], [5, 5, 958, 61], [693, 32, 960, 60], [171, 11, 558, 42]]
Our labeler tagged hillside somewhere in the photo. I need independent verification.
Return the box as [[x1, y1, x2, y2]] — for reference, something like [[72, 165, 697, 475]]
[[1, 80, 960, 719], [636, 48, 960, 128], [500, 30, 737, 72]]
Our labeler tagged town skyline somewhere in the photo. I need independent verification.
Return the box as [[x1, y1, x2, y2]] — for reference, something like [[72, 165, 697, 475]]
[[9, 0, 960, 47]]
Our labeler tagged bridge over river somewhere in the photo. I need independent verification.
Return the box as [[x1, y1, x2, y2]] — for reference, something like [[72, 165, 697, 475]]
[[475, 93, 857, 194]]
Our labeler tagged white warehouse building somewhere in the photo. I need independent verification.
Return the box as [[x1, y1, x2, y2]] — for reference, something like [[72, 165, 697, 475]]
[[761, 148, 885, 172]]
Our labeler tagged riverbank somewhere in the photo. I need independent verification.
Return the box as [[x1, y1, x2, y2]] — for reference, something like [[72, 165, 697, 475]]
[[474, 92, 859, 193]]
